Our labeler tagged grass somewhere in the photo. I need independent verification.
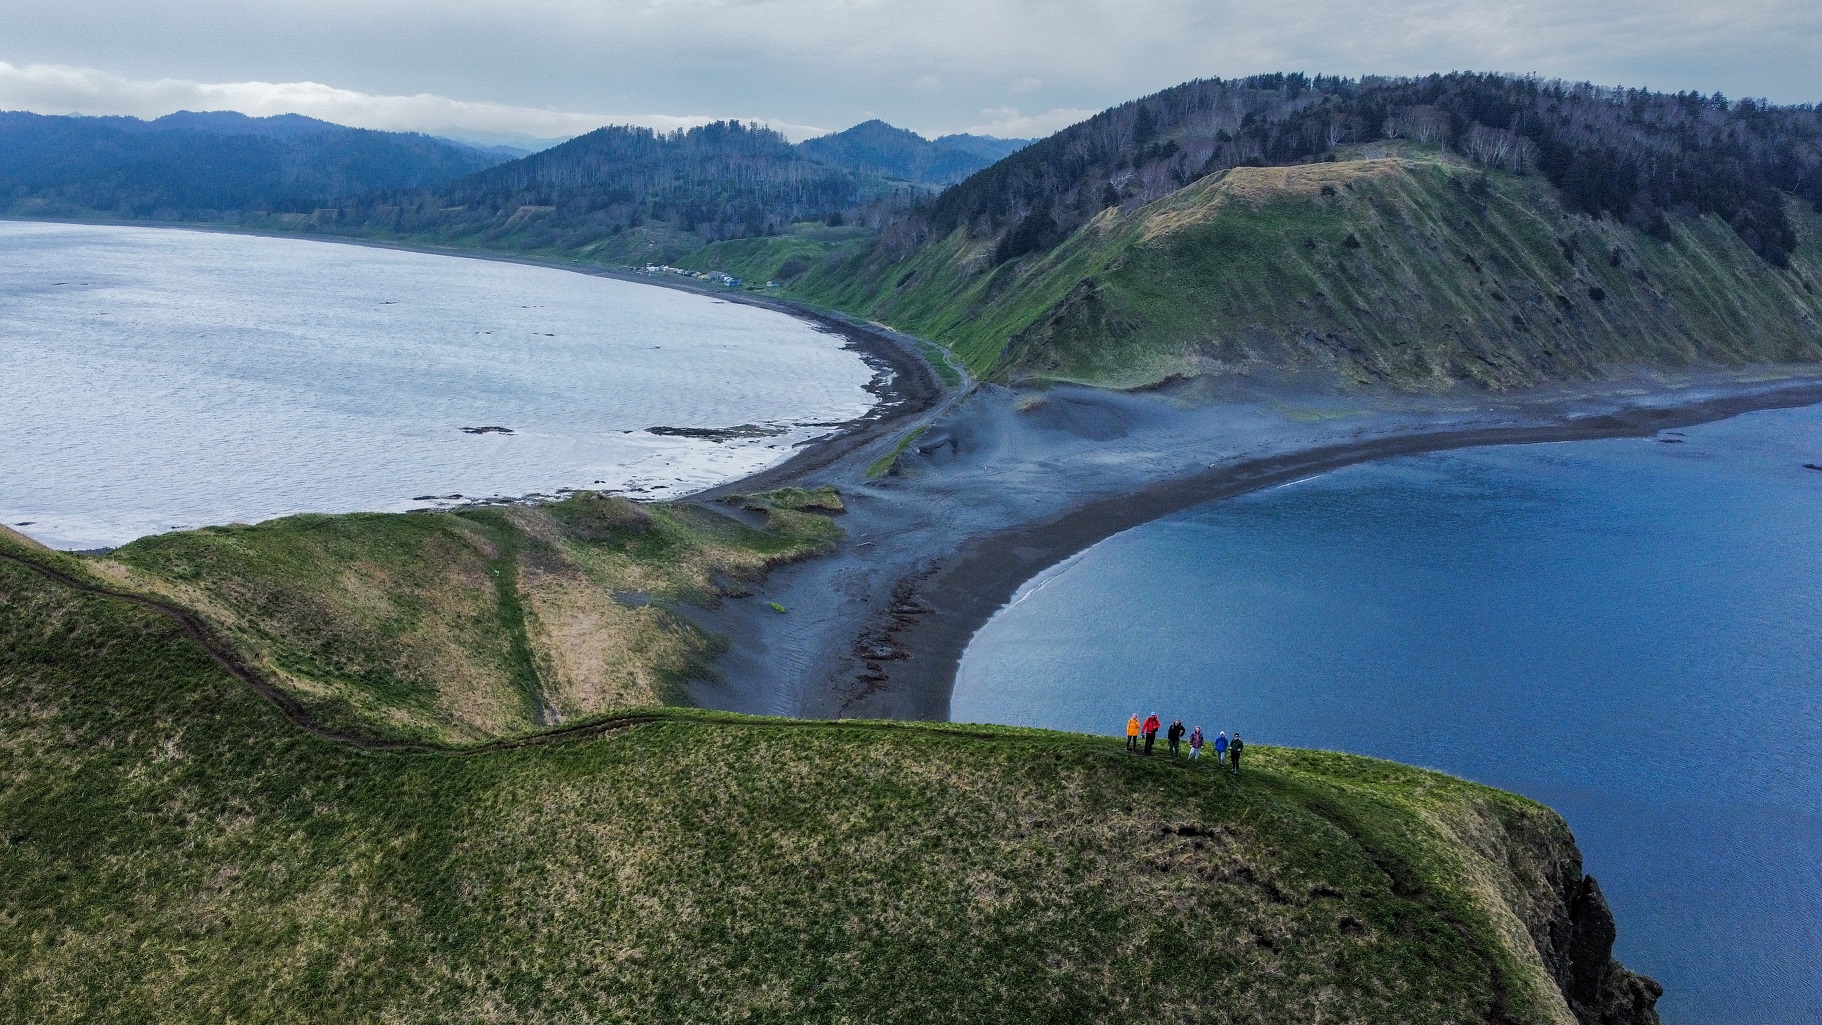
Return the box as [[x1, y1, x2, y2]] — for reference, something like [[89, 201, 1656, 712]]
[[673, 232, 868, 286], [786, 148, 1822, 389], [726, 485, 846, 513], [865, 426, 928, 478], [914, 336, 966, 386], [59, 493, 841, 744], [0, 547, 1602, 1023]]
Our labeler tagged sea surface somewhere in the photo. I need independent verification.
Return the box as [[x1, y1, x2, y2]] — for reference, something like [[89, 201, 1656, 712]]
[[0, 221, 877, 549], [954, 402, 1822, 1024]]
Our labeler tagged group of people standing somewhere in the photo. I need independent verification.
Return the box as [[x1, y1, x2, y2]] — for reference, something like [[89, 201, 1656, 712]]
[[1125, 713, 1243, 772]]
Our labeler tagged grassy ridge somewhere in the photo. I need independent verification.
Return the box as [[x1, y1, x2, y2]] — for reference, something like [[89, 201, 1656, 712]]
[[1, 550, 1600, 1023], [780, 149, 1822, 389], [63, 493, 840, 744]]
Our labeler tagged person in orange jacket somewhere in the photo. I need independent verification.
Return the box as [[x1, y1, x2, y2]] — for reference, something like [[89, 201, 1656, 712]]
[[1125, 713, 1141, 752], [1142, 713, 1161, 755]]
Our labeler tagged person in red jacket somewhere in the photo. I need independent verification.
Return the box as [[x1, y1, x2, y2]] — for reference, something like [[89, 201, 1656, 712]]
[[1142, 713, 1161, 755]]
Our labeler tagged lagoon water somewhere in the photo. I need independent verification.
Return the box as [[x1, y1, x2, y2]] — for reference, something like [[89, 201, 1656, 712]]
[[955, 402, 1822, 1024], [0, 221, 876, 550]]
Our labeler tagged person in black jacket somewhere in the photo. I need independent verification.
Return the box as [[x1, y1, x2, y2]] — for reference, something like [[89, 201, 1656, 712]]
[[1166, 719, 1185, 756], [1228, 733, 1244, 774]]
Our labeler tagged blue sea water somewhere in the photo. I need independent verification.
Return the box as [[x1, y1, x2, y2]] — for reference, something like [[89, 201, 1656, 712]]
[[0, 221, 875, 549], [954, 402, 1822, 1024]]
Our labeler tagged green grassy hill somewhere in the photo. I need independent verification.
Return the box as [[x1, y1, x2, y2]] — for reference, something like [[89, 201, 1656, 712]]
[[778, 149, 1822, 389], [39, 492, 838, 745], [0, 542, 1657, 1023]]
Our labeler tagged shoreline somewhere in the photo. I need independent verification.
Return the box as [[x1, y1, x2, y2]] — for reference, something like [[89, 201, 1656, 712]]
[[1, 215, 952, 522], [890, 380, 1822, 721], [685, 372, 1822, 722], [11, 217, 1822, 727]]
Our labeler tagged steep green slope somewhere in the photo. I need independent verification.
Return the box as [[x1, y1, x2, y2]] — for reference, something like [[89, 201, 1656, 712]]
[[0, 549, 1656, 1023], [28, 492, 838, 745], [788, 151, 1822, 389]]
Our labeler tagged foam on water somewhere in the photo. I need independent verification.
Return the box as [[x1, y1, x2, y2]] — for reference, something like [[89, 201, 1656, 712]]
[[0, 222, 877, 549]]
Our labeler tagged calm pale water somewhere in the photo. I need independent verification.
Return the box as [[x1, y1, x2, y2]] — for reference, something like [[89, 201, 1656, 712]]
[[0, 221, 876, 549], [955, 403, 1822, 1024]]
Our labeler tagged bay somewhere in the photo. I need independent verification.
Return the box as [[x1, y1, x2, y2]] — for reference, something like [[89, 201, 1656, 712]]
[[0, 221, 876, 549], [954, 402, 1822, 1024]]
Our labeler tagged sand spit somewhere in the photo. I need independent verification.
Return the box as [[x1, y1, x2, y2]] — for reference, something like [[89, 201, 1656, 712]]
[[686, 369, 1822, 720]]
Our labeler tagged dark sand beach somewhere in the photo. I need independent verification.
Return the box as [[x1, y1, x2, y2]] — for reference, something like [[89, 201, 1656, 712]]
[[687, 370, 1822, 720]]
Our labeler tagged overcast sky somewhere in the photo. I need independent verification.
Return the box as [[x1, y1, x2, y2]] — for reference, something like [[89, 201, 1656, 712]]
[[2, 0, 1817, 144]]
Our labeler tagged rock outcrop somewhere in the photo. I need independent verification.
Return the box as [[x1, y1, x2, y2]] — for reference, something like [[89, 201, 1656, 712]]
[[1530, 860, 1664, 1025]]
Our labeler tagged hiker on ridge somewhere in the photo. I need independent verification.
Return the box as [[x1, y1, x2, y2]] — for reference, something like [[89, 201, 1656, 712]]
[[1228, 733, 1244, 775], [1167, 719, 1185, 756], [1213, 730, 1228, 766], [1142, 713, 1160, 755], [1126, 714, 1141, 753], [1188, 726, 1204, 761]]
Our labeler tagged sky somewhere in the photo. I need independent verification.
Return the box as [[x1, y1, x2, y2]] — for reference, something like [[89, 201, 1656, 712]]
[[2, 0, 1818, 146]]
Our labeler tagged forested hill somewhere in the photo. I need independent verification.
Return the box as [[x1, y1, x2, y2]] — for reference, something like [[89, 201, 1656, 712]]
[[769, 72, 1822, 390], [308, 120, 929, 264], [796, 120, 1029, 184], [442, 120, 902, 233], [0, 111, 514, 220], [895, 72, 1822, 268]]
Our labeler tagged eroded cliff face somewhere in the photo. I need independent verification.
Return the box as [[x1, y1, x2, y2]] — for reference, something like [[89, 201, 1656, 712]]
[[1544, 873, 1665, 1025], [1403, 776, 1663, 1025], [1503, 814, 1664, 1025]]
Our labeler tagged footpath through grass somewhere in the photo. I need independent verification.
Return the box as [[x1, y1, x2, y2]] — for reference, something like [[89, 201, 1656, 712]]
[[0, 547, 1597, 1024]]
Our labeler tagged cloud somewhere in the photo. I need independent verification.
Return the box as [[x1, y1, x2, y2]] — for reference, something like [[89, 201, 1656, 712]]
[[964, 106, 1097, 139], [911, 75, 943, 94], [2, 0, 1818, 147], [0, 61, 831, 142]]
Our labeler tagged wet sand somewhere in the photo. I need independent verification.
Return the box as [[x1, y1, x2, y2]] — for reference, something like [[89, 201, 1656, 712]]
[[684, 371, 1822, 721]]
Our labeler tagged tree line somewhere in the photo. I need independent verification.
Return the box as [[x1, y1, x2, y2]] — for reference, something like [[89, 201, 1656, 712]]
[[912, 72, 1822, 267], [343, 121, 919, 247], [0, 111, 507, 220]]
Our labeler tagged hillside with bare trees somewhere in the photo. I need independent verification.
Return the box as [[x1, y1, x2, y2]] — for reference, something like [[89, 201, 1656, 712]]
[[899, 73, 1819, 269]]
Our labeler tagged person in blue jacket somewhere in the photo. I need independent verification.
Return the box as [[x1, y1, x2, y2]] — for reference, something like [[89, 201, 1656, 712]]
[[1213, 730, 1229, 766]]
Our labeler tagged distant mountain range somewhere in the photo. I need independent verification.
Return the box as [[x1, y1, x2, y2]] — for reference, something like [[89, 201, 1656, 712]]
[[307, 120, 927, 263], [0, 110, 518, 219], [0, 108, 1025, 231], [230, 118, 1031, 264]]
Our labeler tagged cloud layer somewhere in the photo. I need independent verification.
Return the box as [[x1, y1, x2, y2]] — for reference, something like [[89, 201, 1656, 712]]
[[0, 61, 830, 144], [2, 0, 1816, 143]]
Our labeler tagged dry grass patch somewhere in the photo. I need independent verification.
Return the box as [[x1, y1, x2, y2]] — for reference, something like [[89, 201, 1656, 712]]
[[73, 494, 840, 744]]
